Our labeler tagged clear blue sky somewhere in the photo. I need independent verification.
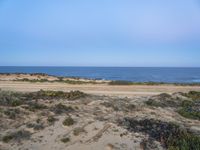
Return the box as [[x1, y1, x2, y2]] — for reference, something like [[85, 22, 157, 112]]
[[0, 0, 200, 67]]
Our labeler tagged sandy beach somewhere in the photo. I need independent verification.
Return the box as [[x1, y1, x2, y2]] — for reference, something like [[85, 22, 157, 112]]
[[0, 73, 200, 96]]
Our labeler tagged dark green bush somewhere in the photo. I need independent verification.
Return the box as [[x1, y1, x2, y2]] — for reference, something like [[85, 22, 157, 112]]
[[63, 116, 74, 126], [25, 102, 48, 112], [51, 103, 74, 114], [2, 130, 31, 143], [109, 80, 133, 85], [26, 90, 86, 100], [185, 91, 200, 100], [119, 118, 200, 150], [61, 137, 70, 143], [0, 91, 24, 107], [178, 100, 200, 120], [26, 123, 44, 130], [47, 116, 57, 124], [4, 108, 20, 119]]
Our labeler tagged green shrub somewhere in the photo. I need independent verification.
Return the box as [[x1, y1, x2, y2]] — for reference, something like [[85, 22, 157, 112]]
[[0, 91, 24, 107], [63, 117, 74, 126], [73, 127, 86, 136], [26, 102, 48, 112], [4, 108, 20, 119], [119, 118, 200, 150], [2, 130, 31, 143], [51, 103, 74, 114], [27, 90, 86, 100], [109, 80, 133, 85], [0, 90, 86, 106], [26, 122, 45, 130], [47, 116, 57, 124], [178, 99, 200, 120], [185, 91, 200, 100], [61, 137, 70, 143]]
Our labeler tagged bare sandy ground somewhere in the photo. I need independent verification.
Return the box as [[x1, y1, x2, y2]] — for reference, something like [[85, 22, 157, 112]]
[[1, 73, 200, 97], [0, 81, 200, 96]]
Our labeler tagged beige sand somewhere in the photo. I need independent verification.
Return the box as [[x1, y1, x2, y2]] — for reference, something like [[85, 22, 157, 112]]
[[0, 81, 200, 96]]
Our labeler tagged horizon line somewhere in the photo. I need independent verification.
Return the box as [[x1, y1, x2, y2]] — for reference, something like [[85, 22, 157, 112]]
[[0, 66, 200, 68]]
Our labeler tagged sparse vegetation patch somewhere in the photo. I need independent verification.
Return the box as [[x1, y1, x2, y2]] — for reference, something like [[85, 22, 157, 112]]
[[119, 118, 200, 150], [0, 90, 86, 107], [175, 91, 200, 120], [2, 130, 31, 143], [51, 103, 74, 114], [145, 93, 182, 108], [3, 108, 20, 119], [61, 137, 70, 143], [178, 99, 200, 120], [63, 116, 74, 126]]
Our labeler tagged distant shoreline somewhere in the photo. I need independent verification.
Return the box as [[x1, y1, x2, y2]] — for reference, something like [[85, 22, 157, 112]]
[[0, 73, 200, 86]]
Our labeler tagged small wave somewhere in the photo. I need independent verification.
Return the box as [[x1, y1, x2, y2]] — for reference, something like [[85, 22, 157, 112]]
[[192, 79, 200, 83]]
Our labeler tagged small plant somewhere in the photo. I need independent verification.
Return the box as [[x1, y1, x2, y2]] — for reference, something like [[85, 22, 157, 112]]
[[4, 108, 20, 119], [51, 103, 74, 114], [47, 116, 57, 124], [63, 116, 74, 126], [26, 123, 45, 130], [73, 127, 86, 136], [2, 135, 13, 143], [109, 80, 133, 85], [26, 102, 48, 112], [61, 137, 70, 143]]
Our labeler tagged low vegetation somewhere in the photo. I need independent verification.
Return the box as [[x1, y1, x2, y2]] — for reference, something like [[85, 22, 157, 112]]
[[73, 127, 86, 136], [61, 137, 70, 143], [145, 93, 181, 108], [101, 100, 135, 112], [176, 91, 200, 120], [0, 90, 24, 107], [47, 116, 57, 124], [119, 118, 200, 150], [26, 122, 45, 130], [51, 103, 74, 114], [184, 91, 200, 100], [109, 80, 134, 85], [145, 92, 200, 120], [24, 90, 86, 100], [178, 99, 200, 120], [63, 116, 75, 126], [0, 90, 86, 107], [3, 108, 21, 119], [2, 130, 31, 143], [14, 78, 100, 84], [25, 102, 48, 112], [109, 80, 200, 86]]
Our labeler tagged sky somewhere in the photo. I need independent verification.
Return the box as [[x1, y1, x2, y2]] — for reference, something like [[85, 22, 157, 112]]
[[0, 0, 200, 67]]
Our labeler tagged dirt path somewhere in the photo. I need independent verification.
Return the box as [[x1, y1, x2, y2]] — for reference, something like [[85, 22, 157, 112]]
[[0, 81, 200, 96]]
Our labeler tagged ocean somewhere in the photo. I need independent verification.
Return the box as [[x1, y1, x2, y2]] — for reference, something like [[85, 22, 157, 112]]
[[0, 66, 200, 83]]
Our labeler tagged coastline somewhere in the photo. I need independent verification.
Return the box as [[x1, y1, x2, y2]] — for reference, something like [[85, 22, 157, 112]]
[[0, 73, 200, 96], [0, 73, 200, 86]]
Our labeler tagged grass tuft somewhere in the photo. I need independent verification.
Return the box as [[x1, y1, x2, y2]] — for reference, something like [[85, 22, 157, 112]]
[[63, 116, 74, 126], [61, 137, 70, 143], [2, 130, 31, 143]]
